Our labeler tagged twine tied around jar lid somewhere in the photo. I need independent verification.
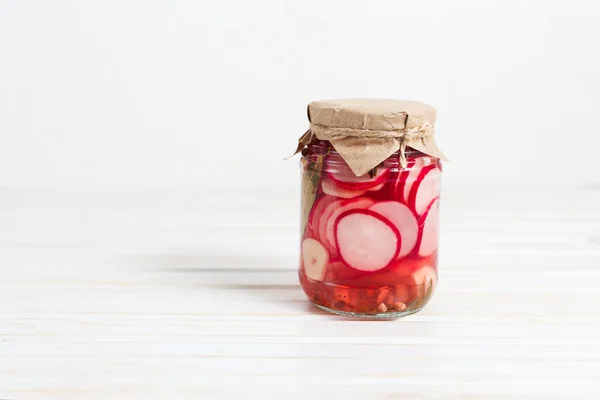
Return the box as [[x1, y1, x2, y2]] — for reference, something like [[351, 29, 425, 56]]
[[289, 99, 448, 177]]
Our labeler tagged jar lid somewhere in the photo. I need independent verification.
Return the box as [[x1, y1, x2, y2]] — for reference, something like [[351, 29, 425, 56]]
[[291, 98, 447, 176]]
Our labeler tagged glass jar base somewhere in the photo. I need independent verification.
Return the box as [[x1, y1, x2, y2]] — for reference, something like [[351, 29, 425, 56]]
[[299, 272, 435, 320], [312, 302, 423, 320]]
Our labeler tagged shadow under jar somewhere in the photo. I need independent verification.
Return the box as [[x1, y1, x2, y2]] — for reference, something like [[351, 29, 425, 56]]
[[294, 99, 446, 320]]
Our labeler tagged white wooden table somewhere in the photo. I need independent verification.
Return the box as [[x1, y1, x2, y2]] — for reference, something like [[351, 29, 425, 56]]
[[1, 186, 599, 399]]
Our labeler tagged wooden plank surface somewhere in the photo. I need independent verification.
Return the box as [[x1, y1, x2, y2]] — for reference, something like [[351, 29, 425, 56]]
[[1, 186, 599, 399]]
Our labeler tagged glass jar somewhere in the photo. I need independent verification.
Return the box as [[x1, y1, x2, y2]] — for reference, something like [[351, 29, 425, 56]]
[[298, 139, 442, 319]]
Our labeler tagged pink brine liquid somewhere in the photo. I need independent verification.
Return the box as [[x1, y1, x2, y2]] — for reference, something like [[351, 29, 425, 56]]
[[299, 141, 441, 318]]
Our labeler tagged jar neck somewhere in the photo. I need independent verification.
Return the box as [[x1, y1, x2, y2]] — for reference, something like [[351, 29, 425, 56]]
[[301, 139, 437, 171]]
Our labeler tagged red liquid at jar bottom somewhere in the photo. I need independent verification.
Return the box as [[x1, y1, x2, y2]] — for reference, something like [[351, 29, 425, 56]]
[[299, 254, 438, 318]]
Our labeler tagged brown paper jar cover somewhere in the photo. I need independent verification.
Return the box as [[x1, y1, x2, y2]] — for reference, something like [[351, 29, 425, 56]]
[[291, 98, 447, 176]]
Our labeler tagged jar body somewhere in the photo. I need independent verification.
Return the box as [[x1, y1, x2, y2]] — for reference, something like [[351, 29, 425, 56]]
[[298, 140, 442, 319]]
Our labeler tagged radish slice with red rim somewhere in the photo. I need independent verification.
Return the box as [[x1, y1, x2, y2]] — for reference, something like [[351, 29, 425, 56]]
[[327, 160, 390, 191], [393, 156, 432, 204], [392, 159, 413, 203], [308, 195, 336, 240], [325, 197, 375, 254], [402, 166, 422, 205], [408, 165, 441, 216], [368, 201, 419, 259], [318, 198, 345, 251], [321, 178, 367, 199], [334, 209, 401, 272], [416, 198, 440, 257], [367, 182, 385, 192]]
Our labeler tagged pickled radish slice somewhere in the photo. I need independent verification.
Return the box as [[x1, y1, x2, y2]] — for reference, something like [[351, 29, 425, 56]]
[[302, 238, 329, 281], [412, 266, 437, 298], [409, 165, 442, 216], [402, 167, 422, 204], [318, 198, 344, 250], [392, 163, 411, 203], [308, 195, 336, 240], [328, 161, 390, 191], [417, 198, 440, 257], [369, 201, 419, 258], [393, 156, 433, 204], [392, 157, 420, 204], [321, 178, 367, 199], [325, 197, 375, 254], [367, 182, 385, 192], [335, 209, 401, 272]]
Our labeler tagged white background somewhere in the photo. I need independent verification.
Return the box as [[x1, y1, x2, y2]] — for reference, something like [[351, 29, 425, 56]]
[[2, 3, 600, 399], [1, 0, 599, 189]]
